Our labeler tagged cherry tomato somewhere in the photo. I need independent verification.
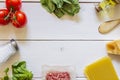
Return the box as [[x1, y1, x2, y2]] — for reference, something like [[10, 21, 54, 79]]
[[6, 0, 22, 12], [11, 11, 27, 28], [0, 9, 10, 25]]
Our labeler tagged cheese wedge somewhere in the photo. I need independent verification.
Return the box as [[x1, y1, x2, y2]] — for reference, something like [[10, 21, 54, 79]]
[[84, 56, 119, 80], [106, 40, 120, 55]]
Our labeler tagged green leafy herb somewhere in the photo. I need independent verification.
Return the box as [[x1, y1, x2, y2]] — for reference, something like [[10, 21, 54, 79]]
[[2, 68, 9, 80], [40, 0, 80, 18], [12, 61, 33, 80], [2, 61, 33, 80]]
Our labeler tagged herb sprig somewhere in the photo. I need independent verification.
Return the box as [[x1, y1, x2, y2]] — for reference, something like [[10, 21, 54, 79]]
[[2, 61, 33, 80]]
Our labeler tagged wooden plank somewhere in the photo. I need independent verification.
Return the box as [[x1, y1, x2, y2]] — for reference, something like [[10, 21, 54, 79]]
[[0, 77, 86, 80], [0, 0, 102, 2], [0, 41, 120, 78], [0, 3, 120, 40]]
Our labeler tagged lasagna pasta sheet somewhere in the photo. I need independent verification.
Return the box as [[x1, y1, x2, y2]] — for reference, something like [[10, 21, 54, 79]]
[[106, 40, 120, 55]]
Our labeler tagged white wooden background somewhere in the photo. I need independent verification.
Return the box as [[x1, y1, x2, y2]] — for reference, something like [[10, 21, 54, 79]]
[[0, 0, 120, 80]]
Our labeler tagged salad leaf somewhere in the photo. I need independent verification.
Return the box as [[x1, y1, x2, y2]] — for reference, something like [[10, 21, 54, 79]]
[[63, 0, 71, 4], [52, 0, 63, 8], [2, 61, 33, 80], [41, 0, 55, 13], [54, 8, 64, 18], [40, 0, 80, 18], [12, 61, 33, 80], [62, 3, 80, 16]]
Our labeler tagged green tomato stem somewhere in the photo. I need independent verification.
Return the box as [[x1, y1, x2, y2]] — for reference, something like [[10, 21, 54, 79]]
[[4, 8, 13, 20]]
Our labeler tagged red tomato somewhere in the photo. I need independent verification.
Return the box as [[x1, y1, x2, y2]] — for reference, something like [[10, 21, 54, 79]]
[[0, 9, 10, 25], [6, 0, 22, 12], [11, 11, 27, 28]]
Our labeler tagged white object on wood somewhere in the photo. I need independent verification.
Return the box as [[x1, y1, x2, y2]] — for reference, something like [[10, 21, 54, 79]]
[[0, 41, 120, 78], [0, 3, 120, 40]]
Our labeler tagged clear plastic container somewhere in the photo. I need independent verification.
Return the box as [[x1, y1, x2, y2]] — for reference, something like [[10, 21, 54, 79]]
[[42, 65, 76, 80]]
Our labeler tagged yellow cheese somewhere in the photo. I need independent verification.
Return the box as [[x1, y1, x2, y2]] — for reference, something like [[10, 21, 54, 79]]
[[106, 40, 120, 55], [84, 56, 119, 80]]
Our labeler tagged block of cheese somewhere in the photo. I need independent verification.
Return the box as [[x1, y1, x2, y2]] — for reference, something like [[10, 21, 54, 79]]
[[106, 40, 120, 55], [84, 56, 119, 80]]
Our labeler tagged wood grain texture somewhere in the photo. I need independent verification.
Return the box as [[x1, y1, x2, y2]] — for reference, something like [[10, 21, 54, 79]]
[[0, 41, 120, 79], [0, 0, 102, 2], [0, 3, 120, 40], [0, 1, 120, 80]]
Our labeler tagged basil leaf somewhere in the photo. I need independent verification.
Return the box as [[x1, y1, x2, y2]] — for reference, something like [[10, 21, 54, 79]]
[[41, 0, 55, 13], [54, 8, 64, 18], [52, 0, 63, 8], [12, 61, 26, 68], [63, 3, 80, 16], [2, 61, 33, 80], [63, 0, 71, 4], [40, 0, 80, 18], [3, 76, 9, 80], [4, 68, 9, 75], [47, 0, 55, 12], [2, 68, 9, 80], [73, 0, 79, 4], [12, 61, 33, 80]]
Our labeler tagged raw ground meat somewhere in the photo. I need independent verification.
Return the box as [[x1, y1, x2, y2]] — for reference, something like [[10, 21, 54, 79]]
[[46, 71, 70, 80]]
